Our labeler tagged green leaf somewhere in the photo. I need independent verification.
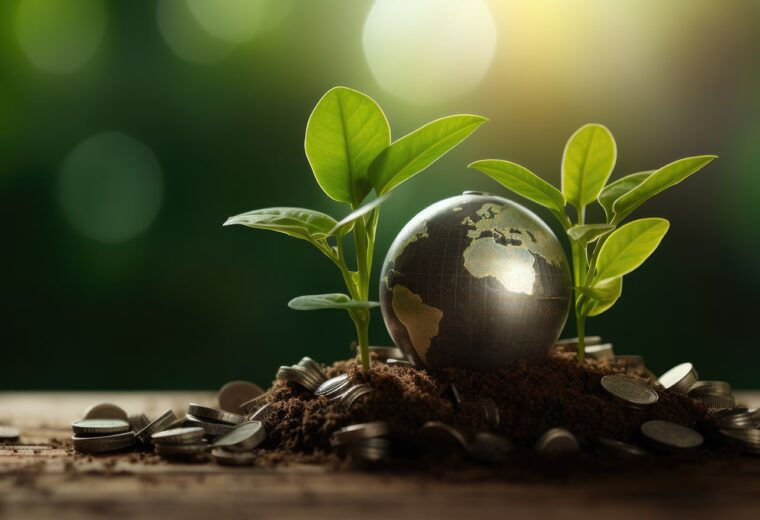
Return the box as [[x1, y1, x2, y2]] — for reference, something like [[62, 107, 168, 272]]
[[593, 218, 669, 283], [562, 124, 617, 211], [223, 207, 337, 242], [288, 293, 380, 311], [369, 114, 487, 194], [467, 159, 566, 223], [579, 277, 622, 317], [566, 223, 614, 245], [611, 155, 717, 224], [305, 86, 390, 205], [330, 192, 391, 236], [598, 171, 652, 222]]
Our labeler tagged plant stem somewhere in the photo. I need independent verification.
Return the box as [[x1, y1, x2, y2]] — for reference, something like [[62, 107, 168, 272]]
[[353, 216, 372, 371]]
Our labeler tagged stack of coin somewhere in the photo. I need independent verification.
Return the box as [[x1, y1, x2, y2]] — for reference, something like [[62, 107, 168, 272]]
[[276, 357, 327, 391], [658, 362, 699, 394], [71, 419, 136, 454], [0, 426, 21, 442], [688, 380, 736, 409], [185, 403, 243, 437], [535, 428, 579, 457], [152, 427, 208, 462], [331, 422, 393, 462], [600, 374, 659, 409], [135, 409, 179, 446]]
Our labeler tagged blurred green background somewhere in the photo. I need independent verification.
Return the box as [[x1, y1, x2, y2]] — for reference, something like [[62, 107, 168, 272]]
[[1, 0, 757, 390]]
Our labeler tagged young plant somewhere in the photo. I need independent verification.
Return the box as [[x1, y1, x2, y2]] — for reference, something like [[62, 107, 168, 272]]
[[469, 124, 716, 361], [225, 87, 486, 370]]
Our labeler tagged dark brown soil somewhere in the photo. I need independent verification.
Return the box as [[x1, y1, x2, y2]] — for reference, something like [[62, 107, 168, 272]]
[[260, 351, 708, 458]]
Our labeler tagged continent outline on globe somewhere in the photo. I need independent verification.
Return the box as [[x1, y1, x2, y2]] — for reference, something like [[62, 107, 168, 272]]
[[380, 193, 572, 370]]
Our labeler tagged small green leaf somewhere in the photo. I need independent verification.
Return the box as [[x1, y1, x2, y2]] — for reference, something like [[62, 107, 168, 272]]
[[611, 155, 717, 224], [224, 207, 337, 241], [369, 114, 487, 194], [288, 293, 380, 311], [330, 192, 391, 236], [562, 124, 617, 211], [598, 171, 652, 222], [468, 159, 566, 223], [579, 277, 623, 317], [594, 218, 669, 283], [567, 223, 615, 245], [305, 86, 391, 205]]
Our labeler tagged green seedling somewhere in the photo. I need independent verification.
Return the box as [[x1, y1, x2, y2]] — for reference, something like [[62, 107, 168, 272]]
[[225, 86, 486, 370], [469, 124, 716, 361]]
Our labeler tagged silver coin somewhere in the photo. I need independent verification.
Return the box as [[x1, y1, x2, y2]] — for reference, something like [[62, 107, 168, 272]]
[[128, 414, 150, 432], [585, 343, 615, 361], [658, 363, 698, 393], [467, 432, 513, 463], [218, 380, 264, 415], [187, 403, 245, 426], [155, 440, 209, 459], [346, 437, 392, 462], [314, 374, 351, 397], [213, 421, 266, 452], [640, 420, 703, 450], [600, 375, 658, 407], [688, 380, 732, 397], [240, 392, 270, 415], [276, 365, 321, 391], [0, 426, 21, 441], [135, 409, 178, 444], [298, 357, 327, 382], [71, 419, 131, 436], [83, 403, 128, 421], [535, 428, 579, 457], [386, 358, 414, 368], [696, 393, 735, 410], [417, 421, 468, 454], [716, 409, 756, 430], [72, 431, 136, 454], [719, 428, 760, 454], [337, 384, 374, 410], [184, 414, 237, 437], [595, 437, 650, 458], [151, 427, 205, 445], [331, 421, 391, 447], [210, 447, 257, 466], [249, 403, 273, 424]]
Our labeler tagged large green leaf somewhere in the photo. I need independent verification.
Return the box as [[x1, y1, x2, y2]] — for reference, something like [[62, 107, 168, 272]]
[[594, 218, 669, 283], [579, 277, 622, 317], [597, 171, 652, 222], [611, 155, 717, 224], [288, 293, 380, 311], [304, 87, 390, 205], [562, 124, 617, 211], [468, 159, 566, 223], [330, 192, 391, 236], [567, 223, 614, 245], [368, 115, 487, 194], [223, 207, 337, 242]]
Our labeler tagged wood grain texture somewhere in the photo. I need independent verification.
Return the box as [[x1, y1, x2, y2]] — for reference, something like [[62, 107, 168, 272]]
[[1, 392, 759, 520]]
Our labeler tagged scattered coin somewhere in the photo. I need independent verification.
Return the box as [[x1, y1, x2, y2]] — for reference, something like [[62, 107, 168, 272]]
[[0, 426, 21, 441], [187, 403, 245, 426], [71, 419, 131, 436], [714, 409, 756, 430], [535, 428, 579, 457], [151, 427, 205, 445], [314, 374, 351, 398], [345, 437, 392, 463], [417, 421, 468, 455], [83, 403, 128, 421], [184, 415, 237, 437], [276, 365, 322, 391], [213, 421, 266, 452], [72, 431, 136, 454], [135, 409, 178, 445], [386, 358, 414, 368], [585, 343, 615, 361], [210, 447, 257, 466], [331, 422, 391, 448], [719, 428, 760, 455], [688, 380, 732, 397], [640, 420, 703, 450], [695, 393, 736, 410], [600, 375, 658, 408], [155, 441, 209, 461], [467, 432, 513, 464], [595, 437, 650, 458], [658, 363, 698, 393], [218, 380, 265, 415], [249, 403, 273, 424], [128, 414, 150, 432]]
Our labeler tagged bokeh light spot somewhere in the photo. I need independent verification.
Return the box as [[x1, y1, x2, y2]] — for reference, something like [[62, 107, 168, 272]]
[[15, 0, 105, 73], [58, 133, 164, 244], [186, 0, 267, 43], [157, 0, 235, 64], [363, 0, 497, 105]]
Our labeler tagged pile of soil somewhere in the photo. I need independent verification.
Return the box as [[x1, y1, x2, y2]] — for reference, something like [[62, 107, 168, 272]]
[[258, 351, 709, 458]]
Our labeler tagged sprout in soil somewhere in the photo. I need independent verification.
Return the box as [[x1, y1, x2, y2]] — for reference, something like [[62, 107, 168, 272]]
[[225, 86, 486, 371], [469, 124, 716, 361]]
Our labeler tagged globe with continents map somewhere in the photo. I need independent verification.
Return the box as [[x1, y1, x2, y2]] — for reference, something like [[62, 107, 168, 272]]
[[380, 192, 572, 370]]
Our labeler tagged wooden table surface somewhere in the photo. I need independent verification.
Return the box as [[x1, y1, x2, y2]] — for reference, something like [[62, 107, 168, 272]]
[[1, 391, 759, 520]]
